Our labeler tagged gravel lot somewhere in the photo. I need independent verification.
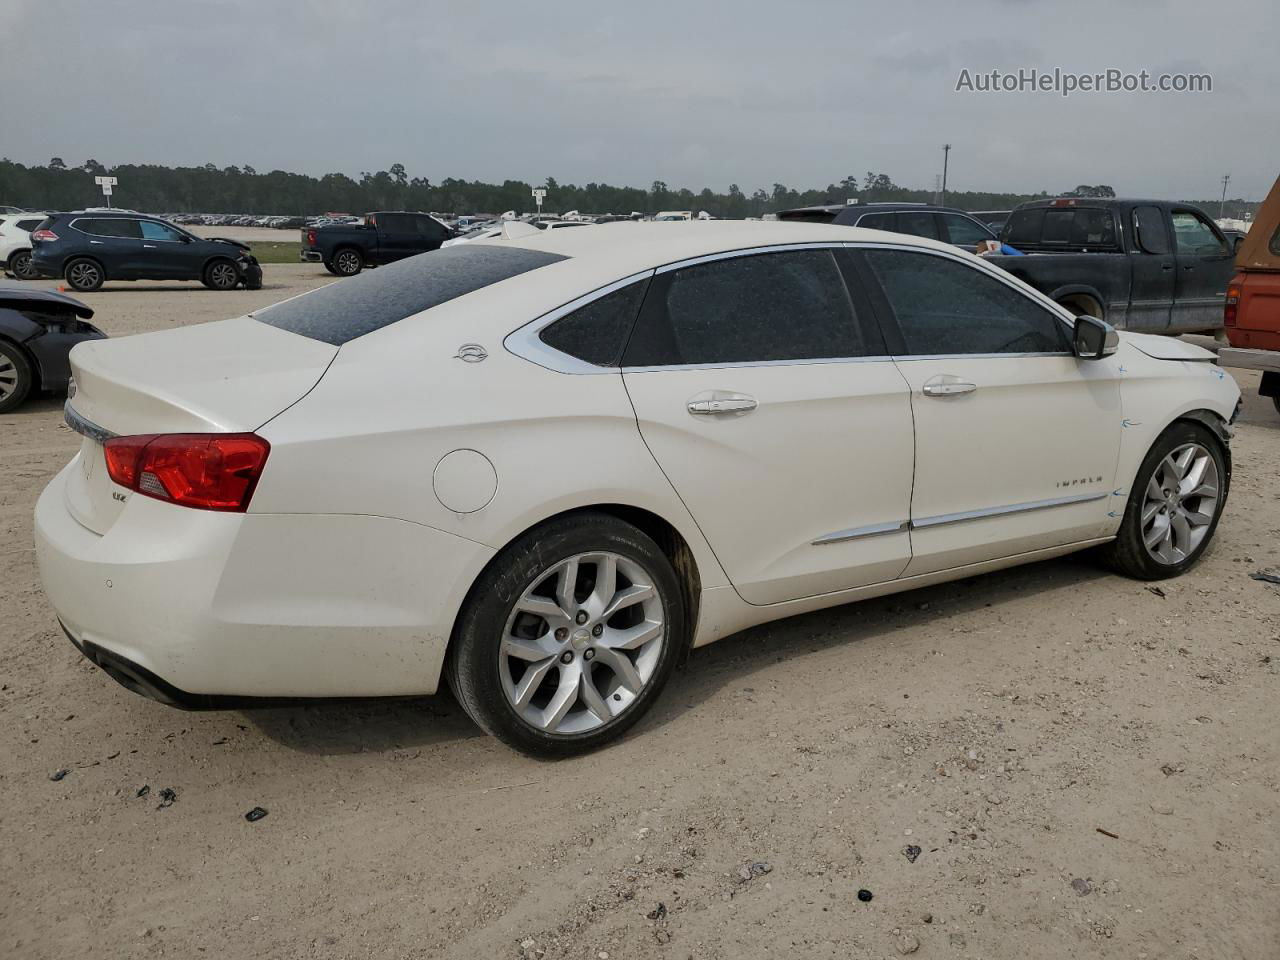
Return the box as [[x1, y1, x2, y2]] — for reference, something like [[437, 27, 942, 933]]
[[3, 264, 1278, 959]]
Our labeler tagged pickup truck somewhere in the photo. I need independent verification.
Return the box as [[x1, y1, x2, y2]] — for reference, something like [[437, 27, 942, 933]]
[[1220, 174, 1280, 415], [300, 211, 454, 276], [984, 198, 1235, 334]]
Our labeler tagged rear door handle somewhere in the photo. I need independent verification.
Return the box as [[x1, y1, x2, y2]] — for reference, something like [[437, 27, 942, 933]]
[[142, 244, 157, 248], [922, 375, 977, 398], [1161, 262, 1174, 271], [687, 392, 758, 417]]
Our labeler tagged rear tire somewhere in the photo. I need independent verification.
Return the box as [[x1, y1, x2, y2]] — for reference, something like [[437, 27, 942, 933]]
[[202, 259, 240, 290], [1096, 421, 1228, 580], [64, 258, 104, 292], [322, 261, 339, 276], [447, 513, 687, 757], [9, 249, 36, 280], [0, 341, 33, 413], [332, 248, 363, 276]]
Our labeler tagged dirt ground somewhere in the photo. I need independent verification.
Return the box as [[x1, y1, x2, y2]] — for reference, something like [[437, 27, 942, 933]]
[[2, 265, 1278, 960]]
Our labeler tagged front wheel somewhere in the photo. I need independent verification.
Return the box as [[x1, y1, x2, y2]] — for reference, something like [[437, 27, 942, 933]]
[[202, 259, 240, 290], [447, 514, 687, 756], [1098, 422, 1228, 580], [9, 249, 36, 280]]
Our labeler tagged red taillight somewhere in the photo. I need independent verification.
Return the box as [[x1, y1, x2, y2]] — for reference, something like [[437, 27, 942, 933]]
[[306, 229, 317, 245], [1224, 281, 1241, 326], [103, 433, 270, 511], [32, 228, 58, 241]]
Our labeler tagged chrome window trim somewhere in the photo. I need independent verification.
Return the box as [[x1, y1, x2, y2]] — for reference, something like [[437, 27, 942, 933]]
[[622, 355, 894, 374], [64, 402, 116, 443], [503, 270, 656, 375], [654, 242, 845, 275], [892, 351, 1072, 361]]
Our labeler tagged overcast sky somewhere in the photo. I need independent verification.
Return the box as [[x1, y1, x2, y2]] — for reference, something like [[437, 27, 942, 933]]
[[4, 0, 1277, 200]]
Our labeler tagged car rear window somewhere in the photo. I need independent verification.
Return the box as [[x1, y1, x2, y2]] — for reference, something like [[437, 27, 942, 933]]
[[253, 244, 568, 345]]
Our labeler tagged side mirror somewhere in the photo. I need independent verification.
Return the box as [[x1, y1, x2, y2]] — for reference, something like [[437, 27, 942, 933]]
[[1072, 315, 1119, 360]]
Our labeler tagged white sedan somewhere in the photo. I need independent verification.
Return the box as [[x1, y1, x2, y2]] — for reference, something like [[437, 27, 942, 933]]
[[35, 222, 1240, 755]]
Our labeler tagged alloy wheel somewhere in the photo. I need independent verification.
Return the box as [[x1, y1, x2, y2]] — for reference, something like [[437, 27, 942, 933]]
[[1140, 442, 1220, 565], [500, 551, 665, 735], [209, 262, 238, 289], [335, 251, 360, 274], [68, 262, 101, 289], [0, 351, 17, 402], [11, 251, 35, 279]]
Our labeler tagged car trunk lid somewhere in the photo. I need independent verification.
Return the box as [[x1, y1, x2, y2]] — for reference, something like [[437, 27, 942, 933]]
[[63, 316, 335, 534]]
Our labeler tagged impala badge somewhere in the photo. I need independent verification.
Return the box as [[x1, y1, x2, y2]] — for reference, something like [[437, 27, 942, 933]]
[[455, 344, 488, 363]]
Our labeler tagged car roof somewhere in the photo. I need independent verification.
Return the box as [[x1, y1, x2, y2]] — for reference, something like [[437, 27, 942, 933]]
[[478, 219, 959, 290], [1013, 198, 1175, 210]]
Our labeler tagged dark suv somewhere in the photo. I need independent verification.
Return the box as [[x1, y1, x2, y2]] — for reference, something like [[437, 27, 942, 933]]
[[776, 202, 997, 248], [29, 212, 262, 292]]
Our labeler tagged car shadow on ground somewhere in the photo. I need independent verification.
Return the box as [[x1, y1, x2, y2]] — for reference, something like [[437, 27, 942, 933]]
[[243, 553, 1112, 756]]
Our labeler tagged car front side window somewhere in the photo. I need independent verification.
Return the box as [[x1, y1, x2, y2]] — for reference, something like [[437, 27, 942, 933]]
[[140, 220, 184, 242], [622, 249, 877, 367], [862, 249, 1070, 356], [1171, 211, 1229, 257]]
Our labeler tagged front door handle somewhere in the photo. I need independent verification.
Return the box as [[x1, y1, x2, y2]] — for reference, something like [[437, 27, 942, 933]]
[[922, 375, 977, 398], [142, 244, 157, 248], [687, 392, 758, 417]]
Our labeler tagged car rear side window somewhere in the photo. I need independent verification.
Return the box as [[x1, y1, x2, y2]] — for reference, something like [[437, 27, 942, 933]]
[[623, 249, 876, 367], [253, 244, 568, 345], [1133, 206, 1171, 255], [940, 214, 992, 247], [539, 280, 650, 366], [74, 218, 142, 238], [863, 249, 1070, 356], [16, 218, 42, 232], [898, 211, 940, 241]]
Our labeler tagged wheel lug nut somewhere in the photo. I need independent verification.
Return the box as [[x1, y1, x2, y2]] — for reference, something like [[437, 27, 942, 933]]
[[575, 610, 588, 625], [555, 627, 568, 642], [592, 624, 604, 637], [560, 651, 573, 664], [583, 649, 596, 661]]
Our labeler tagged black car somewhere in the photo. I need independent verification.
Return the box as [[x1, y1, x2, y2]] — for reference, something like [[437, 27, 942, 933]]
[[776, 202, 997, 248], [29, 212, 263, 292], [0, 286, 105, 412], [301, 211, 454, 276]]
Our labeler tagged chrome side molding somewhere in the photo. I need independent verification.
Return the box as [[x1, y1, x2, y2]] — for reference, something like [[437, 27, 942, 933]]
[[812, 492, 1107, 545]]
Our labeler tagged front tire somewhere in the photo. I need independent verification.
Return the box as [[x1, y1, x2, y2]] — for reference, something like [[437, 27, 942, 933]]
[[332, 248, 363, 276], [447, 514, 687, 757], [0, 341, 33, 413], [64, 258, 104, 292], [1097, 422, 1228, 580], [9, 249, 36, 280], [202, 259, 240, 290]]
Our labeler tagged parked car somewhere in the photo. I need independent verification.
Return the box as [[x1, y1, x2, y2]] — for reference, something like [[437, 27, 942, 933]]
[[29, 212, 263, 293], [300, 211, 454, 275], [0, 286, 104, 412], [0, 211, 49, 280], [1220, 174, 1280, 413], [984, 198, 1235, 334], [777, 202, 998, 248], [35, 221, 1239, 755]]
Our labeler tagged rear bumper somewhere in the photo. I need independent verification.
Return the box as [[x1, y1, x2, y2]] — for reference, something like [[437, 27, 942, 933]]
[[35, 460, 494, 701], [300, 250, 324, 262]]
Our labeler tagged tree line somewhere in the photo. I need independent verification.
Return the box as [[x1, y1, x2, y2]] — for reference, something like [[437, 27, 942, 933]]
[[0, 158, 1259, 221]]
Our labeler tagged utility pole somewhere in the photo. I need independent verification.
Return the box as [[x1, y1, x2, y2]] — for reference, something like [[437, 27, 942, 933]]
[[941, 144, 951, 206], [1219, 173, 1231, 219]]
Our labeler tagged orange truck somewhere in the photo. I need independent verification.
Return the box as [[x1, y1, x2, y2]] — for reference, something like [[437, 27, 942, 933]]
[[1220, 175, 1280, 414]]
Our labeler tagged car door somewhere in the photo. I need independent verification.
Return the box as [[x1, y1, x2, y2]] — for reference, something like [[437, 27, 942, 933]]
[[137, 219, 192, 278], [1128, 204, 1176, 331], [1170, 208, 1233, 332], [853, 245, 1122, 577], [375, 213, 421, 263], [621, 246, 916, 606], [72, 217, 143, 277]]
